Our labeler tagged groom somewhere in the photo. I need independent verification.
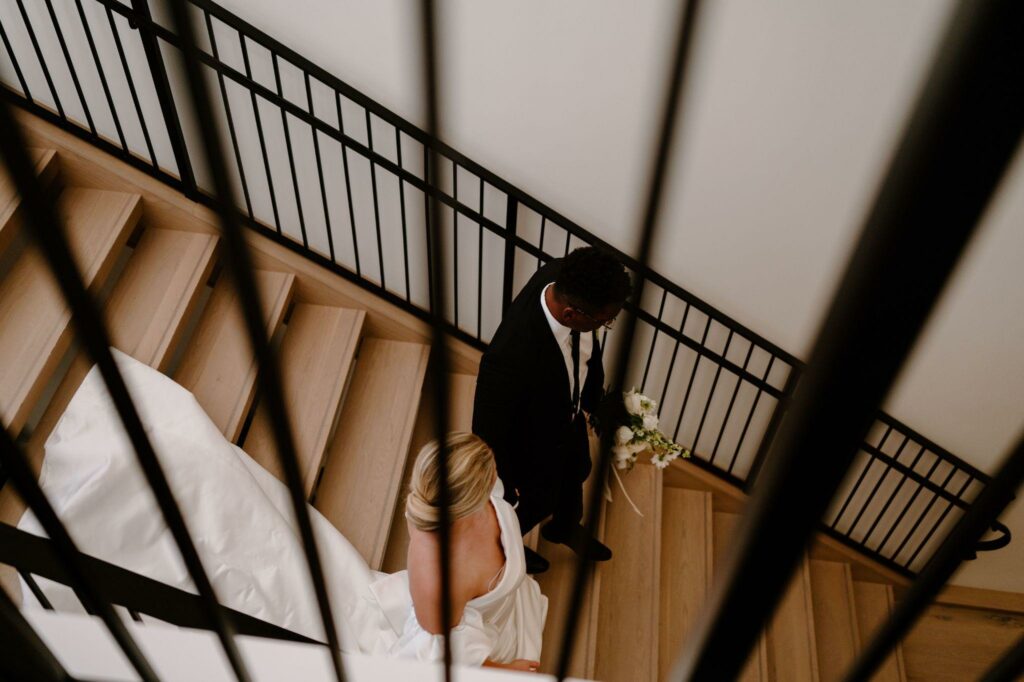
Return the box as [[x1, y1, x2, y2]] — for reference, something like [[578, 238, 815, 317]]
[[473, 246, 631, 574]]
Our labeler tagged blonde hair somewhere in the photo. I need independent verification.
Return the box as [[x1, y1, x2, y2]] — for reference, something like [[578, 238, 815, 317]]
[[405, 432, 497, 532]]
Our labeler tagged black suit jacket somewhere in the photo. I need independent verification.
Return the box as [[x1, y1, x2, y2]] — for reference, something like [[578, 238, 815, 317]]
[[472, 260, 604, 508]]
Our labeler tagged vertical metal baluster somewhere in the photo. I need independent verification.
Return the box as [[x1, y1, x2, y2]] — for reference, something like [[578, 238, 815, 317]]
[[396, 128, 411, 300], [889, 465, 961, 561], [846, 436, 911, 535], [727, 354, 775, 474], [0, 19, 32, 99], [672, 315, 712, 442], [43, 0, 95, 133], [336, 92, 360, 273], [452, 161, 459, 326], [829, 426, 894, 529], [15, 0, 65, 118], [365, 109, 386, 288], [19, 571, 54, 610], [536, 215, 547, 271], [105, 5, 158, 168], [239, 33, 281, 233], [272, 53, 308, 248], [476, 178, 485, 339], [862, 444, 929, 546], [501, 196, 519, 313], [709, 341, 755, 465], [640, 290, 669, 392], [691, 330, 734, 452], [658, 303, 691, 410], [0, 584, 68, 681], [74, 0, 127, 150], [904, 474, 974, 568], [306, 73, 335, 261], [205, 10, 252, 219], [875, 454, 945, 554], [423, 144, 433, 312], [563, 226, 572, 256]]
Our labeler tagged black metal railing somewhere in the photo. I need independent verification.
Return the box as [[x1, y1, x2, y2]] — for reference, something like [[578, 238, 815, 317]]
[[1, 1, 1023, 680], [0, 0, 1006, 579]]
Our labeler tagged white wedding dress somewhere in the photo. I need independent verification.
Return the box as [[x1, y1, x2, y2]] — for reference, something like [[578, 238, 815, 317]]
[[17, 349, 547, 666]]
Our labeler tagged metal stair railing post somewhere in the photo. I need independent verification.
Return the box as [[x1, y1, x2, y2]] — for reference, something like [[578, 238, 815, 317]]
[[671, 0, 1024, 678]]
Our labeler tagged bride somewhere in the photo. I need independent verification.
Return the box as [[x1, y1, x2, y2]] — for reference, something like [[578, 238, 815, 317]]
[[17, 350, 547, 671]]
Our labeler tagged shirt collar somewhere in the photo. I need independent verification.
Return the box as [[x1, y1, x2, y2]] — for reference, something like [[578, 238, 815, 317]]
[[540, 283, 573, 348]]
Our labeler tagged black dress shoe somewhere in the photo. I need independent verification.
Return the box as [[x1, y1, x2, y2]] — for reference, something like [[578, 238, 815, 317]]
[[524, 545, 550, 574], [541, 522, 612, 562]]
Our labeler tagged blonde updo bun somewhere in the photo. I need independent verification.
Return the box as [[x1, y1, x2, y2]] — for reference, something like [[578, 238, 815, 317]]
[[405, 432, 497, 532]]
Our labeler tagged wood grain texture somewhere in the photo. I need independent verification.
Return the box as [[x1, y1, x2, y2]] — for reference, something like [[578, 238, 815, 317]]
[[713, 511, 771, 682], [0, 148, 58, 255], [242, 304, 364, 495], [659, 488, 713, 682], [769, 557, 820, 682], [852, 581, 906, 682], [174, 269, 294, 441], [594, 462, 662, 682], [810, 560, 861, 682], [903, 604, 1024, 682], [380, 372, 477, 574], [313, 338, 430, 569], [0, 188, 140, 434]]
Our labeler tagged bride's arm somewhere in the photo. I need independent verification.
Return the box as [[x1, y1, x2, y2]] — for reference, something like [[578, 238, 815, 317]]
[[407, 535, 468, 634], [483, 659, 540, 673]]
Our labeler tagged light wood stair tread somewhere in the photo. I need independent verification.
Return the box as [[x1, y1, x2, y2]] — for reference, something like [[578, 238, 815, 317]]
[[0, 187, 141, 433], [809, 559, 860, 682], [313, 338, 430, 570], [851, 581, 906, 682], [242, 304, 364, 495], [903, 604, 1024, 681], [0, 148, 58, 254], [174, 269, 294, 442], [659, 488, 713, 682], [0, 227, 218, 528], [380, 371, 477, 574]]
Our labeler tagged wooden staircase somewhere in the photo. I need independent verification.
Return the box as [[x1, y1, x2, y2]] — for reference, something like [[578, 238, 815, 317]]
[[2, 115, 1023, 682]]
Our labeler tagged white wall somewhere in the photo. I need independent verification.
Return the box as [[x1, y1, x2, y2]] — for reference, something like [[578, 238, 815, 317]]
[[2, 0, 1022, 590]]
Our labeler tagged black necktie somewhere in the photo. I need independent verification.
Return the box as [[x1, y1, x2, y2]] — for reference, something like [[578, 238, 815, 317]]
[[570, 330, 581, 416]]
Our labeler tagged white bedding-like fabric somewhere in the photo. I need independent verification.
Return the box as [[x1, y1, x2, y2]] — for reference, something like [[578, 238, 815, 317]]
[[18, 349, 547, 666]]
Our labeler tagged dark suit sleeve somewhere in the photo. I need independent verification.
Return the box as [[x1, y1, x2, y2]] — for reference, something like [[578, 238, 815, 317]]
[[472, 351, 527, 492]]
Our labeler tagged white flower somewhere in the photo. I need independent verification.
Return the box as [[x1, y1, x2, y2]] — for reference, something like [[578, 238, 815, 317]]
[[651, 454, 672, 470], [615, 425, 634, 445], [627, 440, 648, 455], [612, 445, 635, 470], [642, 413, 659, 430], [623, 390, 643, 416], [640, 397, 658, 416]]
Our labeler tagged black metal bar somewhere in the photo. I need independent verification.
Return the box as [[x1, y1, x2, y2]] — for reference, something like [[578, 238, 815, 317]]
[[0, 585, 68, 682], [562, 226, 571, 257], [19, 570, 54, 610], [306, 72, 335, 261], [846, 435, 911, 534], [727, 354, 775, 474], [272, 53, 308, 248], [842, 429, 1024, 682], [453, 161, 460, 327], [536, 215, 547, 271], [0, 423, 157, 681], [106, 5, 159, 167], [862, 444, 928, 545], [875, 412, 990, 482], [423, 143, 433, 312], [43, 0, 96, 134], [709, 341, 755, 465], [161, 0, 347, 678], [904, 474, 974, 568], [743, 364, 799, 488], [0, 18, 32, 99], [337, 92, 360, 274], [640, 290, 669, 392], [692, 330, 735, 452], [130, 0, 195, 187], [75, 0, 128, 150], [558, 0, 703, 677], [417, 0, 455, 677], [396, 128, 411, 300], [477, 177, 484, 339], [501, 196, 518, 312], [365, 109, 386, 288], [672, 315, 712, 443], [1, 81, 248, 682], [875, 453, 945, 554], [239, 33, 282, 233], [674, 0, 1024, 675], [889, 465, 960, 561], [15, 0, 65, 118], [658, 303, 691, 410], [206, 10, 253, 219], [980, 633, 1024, 682]]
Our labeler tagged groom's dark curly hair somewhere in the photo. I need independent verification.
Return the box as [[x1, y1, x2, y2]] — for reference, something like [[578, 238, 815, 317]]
[[555, 246, 632, 312]]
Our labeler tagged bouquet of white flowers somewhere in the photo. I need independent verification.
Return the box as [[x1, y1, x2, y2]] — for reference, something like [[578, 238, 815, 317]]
[[611, 389, 689, 471]]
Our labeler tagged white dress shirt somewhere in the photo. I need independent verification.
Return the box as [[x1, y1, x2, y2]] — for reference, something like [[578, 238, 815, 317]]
[[540, 283, 592, 403]]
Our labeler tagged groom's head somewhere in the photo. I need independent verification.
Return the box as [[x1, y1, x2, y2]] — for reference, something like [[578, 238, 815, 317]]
[[552, 247, 631, 332]]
